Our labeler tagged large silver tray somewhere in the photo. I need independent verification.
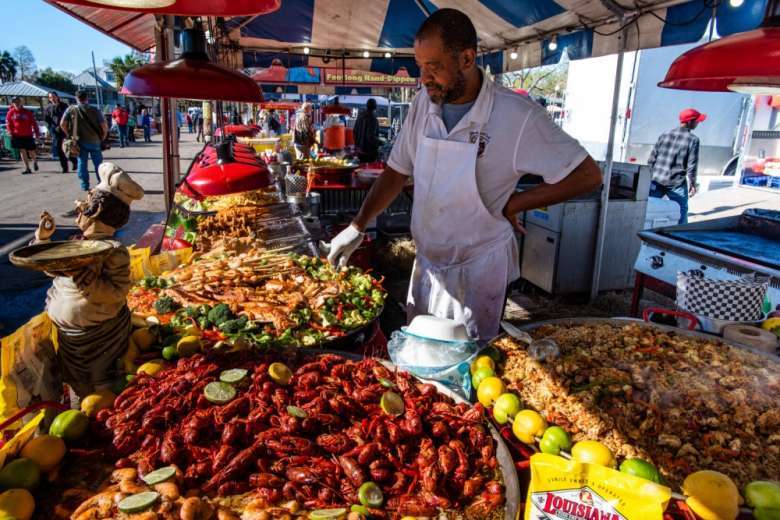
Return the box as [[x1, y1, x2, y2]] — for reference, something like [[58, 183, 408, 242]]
[[512, 317, 779, 361], [311, 349, 520, 520]]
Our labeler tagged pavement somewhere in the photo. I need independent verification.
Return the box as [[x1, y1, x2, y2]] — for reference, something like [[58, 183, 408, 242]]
[[689, 184, 779, 223], [0, 129, 203, 333]]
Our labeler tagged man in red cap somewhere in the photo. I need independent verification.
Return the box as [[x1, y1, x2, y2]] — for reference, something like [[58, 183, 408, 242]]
[[647, 108, 706, 224]]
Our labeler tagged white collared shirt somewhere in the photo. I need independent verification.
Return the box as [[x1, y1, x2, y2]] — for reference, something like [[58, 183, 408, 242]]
[[388, 73, 588, 215]]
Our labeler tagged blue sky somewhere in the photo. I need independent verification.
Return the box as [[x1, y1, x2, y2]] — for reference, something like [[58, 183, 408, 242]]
[[0, 0, 133, 75]]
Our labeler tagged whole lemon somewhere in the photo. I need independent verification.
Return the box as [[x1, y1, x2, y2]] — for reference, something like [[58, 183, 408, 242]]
[[511, 409, 547, 444], [80, 389, 116, 418], [476, 377, 505, 407], [682, 470, 739, 520], [470, 355, 495, 375], [0, 489, 35, 520], [20, 435, 66, 472], [130, 327, 155, 351], [136, 360, 165, 377], [571, 440, 616, 468]]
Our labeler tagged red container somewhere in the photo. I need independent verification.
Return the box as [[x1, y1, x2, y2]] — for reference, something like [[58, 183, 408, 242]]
[[323, 126, 346, 150]]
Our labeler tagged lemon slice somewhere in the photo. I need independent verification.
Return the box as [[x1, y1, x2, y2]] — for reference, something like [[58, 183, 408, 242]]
[[309, 508, 347, 519], [219, 368, 248, 384], [268, 362, 292, 385], [118, 491, 159, 514], [286, 405, 308, 418], [203, 381, 236, 404], [141, 466, 176, 486], [380, 391, 404, 417], [358, 482, 384, 507]]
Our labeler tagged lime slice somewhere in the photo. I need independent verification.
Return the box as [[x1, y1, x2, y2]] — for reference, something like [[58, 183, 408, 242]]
[[118, 491, 159, 514], [220, 368, 248, 384], [309, 508, 347, 520], [358, 481, 384, 507], [141, 466, 177, 486], [350, 504, 370, 515], [379, 391, 404, 417], [268, 362, 292, 385], [286, 405, 308, 419], [204, 381, 236, 404], [378, 377, 396, 388]]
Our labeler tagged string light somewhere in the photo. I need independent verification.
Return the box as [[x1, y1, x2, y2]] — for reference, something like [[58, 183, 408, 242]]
[[384, 51, 392, 58], [509, 49, 518, 60], [729, 0, 744, 6], [548, 35, 558, 51], [363, 50, 370, 58], [303, 46, 310, 55]]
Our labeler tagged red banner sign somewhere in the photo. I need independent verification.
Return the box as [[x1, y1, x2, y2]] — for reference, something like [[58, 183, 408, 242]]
[[323, 68, 417, 87]]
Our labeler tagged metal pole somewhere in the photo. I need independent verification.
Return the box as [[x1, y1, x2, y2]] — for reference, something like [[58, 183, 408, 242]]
[[91, 51, 102, 112], [589, 31, 626, 301]]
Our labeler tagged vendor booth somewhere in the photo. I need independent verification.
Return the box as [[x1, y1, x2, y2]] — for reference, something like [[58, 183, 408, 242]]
[[0, 1, 777, 520]]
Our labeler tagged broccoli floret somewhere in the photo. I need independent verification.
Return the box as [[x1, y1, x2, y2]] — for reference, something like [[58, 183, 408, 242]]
[[219, 315, 249, 335], [183, 306, 201, 318], [207, 303, 234, 326], [153, 296, 180, 314]]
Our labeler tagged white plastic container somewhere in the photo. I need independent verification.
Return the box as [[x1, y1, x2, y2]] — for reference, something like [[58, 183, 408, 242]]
[[644, 197, 680, 229]]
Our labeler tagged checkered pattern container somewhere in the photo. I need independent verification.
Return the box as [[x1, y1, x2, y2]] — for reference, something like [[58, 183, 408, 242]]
[[676, 271, 768, 321]]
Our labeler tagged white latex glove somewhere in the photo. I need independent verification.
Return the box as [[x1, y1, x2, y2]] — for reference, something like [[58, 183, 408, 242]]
[[35, 211, 56, 242], [327, 224, 365, 268]]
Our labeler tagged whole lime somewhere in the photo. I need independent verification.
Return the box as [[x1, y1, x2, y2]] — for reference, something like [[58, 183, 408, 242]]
[[49, 409, 89, 441], [619, 458, 661, 483], [161, 345, 178, 361], [492, 393, 521, 425], [0, 459, 40, 491], [540, 426, 572, 455], [471, 366, 495, 390]]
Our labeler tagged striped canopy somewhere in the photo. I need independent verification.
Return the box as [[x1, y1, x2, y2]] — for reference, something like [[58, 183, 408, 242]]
[[231, 0, 768, 75]]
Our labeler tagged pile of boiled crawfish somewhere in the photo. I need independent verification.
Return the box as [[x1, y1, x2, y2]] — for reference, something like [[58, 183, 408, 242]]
[[96, 351, 505, 518]]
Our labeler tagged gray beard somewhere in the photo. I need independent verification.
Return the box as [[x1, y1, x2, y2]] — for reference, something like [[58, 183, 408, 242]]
[[429, 71, 467, 105]]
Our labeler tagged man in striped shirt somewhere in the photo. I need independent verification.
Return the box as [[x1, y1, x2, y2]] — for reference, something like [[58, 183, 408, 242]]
[[647, 108, 705, 224]]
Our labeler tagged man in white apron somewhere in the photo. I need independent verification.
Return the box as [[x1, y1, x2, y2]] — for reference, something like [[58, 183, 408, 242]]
[[328, 9, 602, 340]]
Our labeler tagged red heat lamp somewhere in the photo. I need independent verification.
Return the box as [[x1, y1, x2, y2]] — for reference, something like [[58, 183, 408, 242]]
[[57, 0, 280, 16], [659, 0, 780, 94], [121, 27, 263, 103], [321, 104, 352, 116]]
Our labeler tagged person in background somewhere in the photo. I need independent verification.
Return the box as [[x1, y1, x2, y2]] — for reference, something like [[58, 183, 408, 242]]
[[268, 109, 281, 135], [45, 92, 76, 173], [111, 104, 130, 148], [647, 108, 705, 224], [353, 98, 380, 163], [141, 109, 152, 142], [176, 110, 184, 140], [293, 102, 316, 159], [33, 162, 144, 398], [60, 90, 108, 196], [195, 111, 204, 143], [6, 97, 41, 174], [127, 110, 137, 143], [186, 111, 193, 133]]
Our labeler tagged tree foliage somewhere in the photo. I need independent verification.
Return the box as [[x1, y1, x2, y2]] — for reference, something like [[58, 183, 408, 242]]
[[105, 53, 147, 89], [0, 51, 17, 83], [500, 57, 568, 100], [13, 46, 36, 80], [34, 67, 76, 94]]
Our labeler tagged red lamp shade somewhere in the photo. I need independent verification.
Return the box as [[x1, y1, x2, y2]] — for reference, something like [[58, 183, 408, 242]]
[[321, 105, 352, 115], [121, 28, 263, 102], [182, 162, 272, 197], [57, 0, 280, 16], [660, 1, 780, 94]]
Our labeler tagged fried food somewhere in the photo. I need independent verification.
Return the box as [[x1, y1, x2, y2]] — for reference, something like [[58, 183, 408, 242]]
[[494, 322, 780, 489]]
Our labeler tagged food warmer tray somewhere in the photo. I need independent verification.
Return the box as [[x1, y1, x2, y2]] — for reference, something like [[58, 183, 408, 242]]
[[308, 348, 521, 520]]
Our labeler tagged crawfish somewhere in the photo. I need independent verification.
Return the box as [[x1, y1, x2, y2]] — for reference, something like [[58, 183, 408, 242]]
[[316, 433, 354, 454], [248, 473, 284, 488], [386, 472, 408, 496], [416, 437, 436, 467], [201, 438, 263, 493], [217, 481, 248, 496], [480, 441, 497, 469], [254, 487, 282, 505], [345, 442, 378, 465], [351, 383, 384, 404], [215, 395, 249, 424], [221, 419, 247, 446], [337, 455, 365, 487], [286, 467, 319, 484], [420, 463, 440, 493], [296, 371, 321, 389], [271, 413, 301, 434], [387, 496, 436, 516], [463, 475, 487, 498], [431, 420, 450, 439], [271, 388, 288, 409], [211, 445, 237, 473], [399, 412, 423, 437], [265, 435, 313, 455], [369, 460, 392, 482], [421, 490, 452, 510], [302, 413, 340, 433], [437, 444, 457, 476], [449, 439, 470, 483], [159, 429, 181, 465], [466, 480, 504, 516]]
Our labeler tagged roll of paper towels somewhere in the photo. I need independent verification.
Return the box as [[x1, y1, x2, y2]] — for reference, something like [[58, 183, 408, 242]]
[[723, 324, 778, 353]]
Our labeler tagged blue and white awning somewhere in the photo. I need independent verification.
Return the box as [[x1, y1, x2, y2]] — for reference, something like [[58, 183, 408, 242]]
[[230, 0, 768, 74]]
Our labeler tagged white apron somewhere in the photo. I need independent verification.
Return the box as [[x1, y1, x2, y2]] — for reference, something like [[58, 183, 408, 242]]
[[407, 106, 518, 340]]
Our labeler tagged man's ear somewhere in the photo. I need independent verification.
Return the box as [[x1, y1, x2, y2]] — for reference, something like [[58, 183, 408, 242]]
[[460, 48, 476, 70]]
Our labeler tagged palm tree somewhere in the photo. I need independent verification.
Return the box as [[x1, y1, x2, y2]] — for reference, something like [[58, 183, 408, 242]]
[[106, 54, 145, 89], [0, 51, 18, 83]]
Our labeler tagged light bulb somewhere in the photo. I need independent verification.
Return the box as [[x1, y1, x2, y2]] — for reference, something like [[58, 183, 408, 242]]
[[510, 50, 518, 60], [729, 0, 744, 6], [363, 50, 370, 58], [384, 52, 392, 58], [303, 47, 310, 55], [548, 36, 558, 51]]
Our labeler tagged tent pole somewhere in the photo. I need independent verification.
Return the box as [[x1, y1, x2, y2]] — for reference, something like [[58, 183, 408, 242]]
[[158, 15, 179, 213], [589, 31, 625, 301]]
